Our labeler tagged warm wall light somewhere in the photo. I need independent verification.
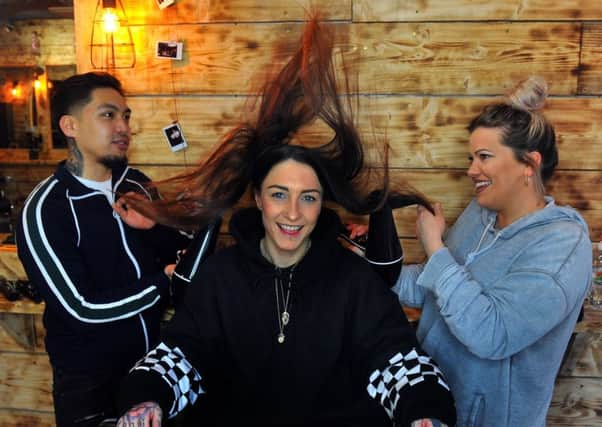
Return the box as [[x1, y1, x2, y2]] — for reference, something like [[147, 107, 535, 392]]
[[32, 66, 44, 91], [11, 82, 20, 97], [90, 0, 136, 69], [102, 2, 120, 33]]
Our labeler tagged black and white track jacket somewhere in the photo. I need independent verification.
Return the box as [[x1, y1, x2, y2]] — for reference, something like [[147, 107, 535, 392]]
[[17, 161, 188, 376], [118, 208, 456, 426]]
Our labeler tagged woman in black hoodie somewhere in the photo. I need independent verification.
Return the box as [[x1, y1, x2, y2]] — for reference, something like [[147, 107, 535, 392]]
[[116, 14, 455, 427]]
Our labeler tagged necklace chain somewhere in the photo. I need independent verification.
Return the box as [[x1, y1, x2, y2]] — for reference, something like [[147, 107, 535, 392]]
[[260, 239, 308, 344], [274, 268, 293, 344]]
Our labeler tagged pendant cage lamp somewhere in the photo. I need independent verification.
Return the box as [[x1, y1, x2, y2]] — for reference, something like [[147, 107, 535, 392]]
[[89, 0, 136, 69]]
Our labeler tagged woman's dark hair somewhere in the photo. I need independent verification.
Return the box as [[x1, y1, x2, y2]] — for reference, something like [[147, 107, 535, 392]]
[[135, 15, 430, 229], [467, 76, 558, 192]]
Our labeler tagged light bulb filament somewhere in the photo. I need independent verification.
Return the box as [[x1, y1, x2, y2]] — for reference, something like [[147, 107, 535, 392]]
[[102, 8, 120, 33]]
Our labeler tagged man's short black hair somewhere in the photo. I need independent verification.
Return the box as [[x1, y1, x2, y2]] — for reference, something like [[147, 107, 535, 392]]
[[52, 72, 124, 136]]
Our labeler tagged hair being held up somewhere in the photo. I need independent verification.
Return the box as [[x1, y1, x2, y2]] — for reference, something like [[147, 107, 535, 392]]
[[128, 13, 431, 230]]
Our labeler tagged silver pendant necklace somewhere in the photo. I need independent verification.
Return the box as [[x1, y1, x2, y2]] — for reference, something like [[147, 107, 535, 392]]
[[260, 238, 308, 344], [274, 267, 293, 343]]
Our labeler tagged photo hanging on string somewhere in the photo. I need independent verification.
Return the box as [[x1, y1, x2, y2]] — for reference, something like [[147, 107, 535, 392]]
[[163, 122, 188, 152], [156, 41, 183, 60], [155, 0, 175, 10]]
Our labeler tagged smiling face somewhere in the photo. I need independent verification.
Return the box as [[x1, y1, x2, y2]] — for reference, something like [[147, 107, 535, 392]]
[[59, 87, 131, 179], [468, 127, 536, 223], [255, 159, 323, 268]]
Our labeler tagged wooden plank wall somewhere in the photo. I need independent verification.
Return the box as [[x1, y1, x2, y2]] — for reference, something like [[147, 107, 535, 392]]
[[0, 0, 601, 424], [0, 19, 75, 68], [62, 0, 601, 259], [0, 311, 53, 426]]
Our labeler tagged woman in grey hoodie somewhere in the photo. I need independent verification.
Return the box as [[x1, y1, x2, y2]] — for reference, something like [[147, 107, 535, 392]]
[[393, 76, 592, 427]]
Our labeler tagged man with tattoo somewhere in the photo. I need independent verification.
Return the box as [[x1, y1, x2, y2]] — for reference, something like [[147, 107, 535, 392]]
[[16, 72, 189, 427]]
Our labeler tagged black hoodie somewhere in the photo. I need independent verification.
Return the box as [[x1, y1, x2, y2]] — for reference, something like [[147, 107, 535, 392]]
[[17, 161, 188, 376], [118, 207, 456, 426]]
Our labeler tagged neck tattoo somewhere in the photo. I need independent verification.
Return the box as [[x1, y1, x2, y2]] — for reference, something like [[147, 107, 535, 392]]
[[66, 139, 84, 177]]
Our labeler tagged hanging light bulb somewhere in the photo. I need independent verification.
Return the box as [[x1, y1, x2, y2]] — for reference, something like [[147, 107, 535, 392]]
[[90, 0, 136, 69], [102, 3, 120, 33]]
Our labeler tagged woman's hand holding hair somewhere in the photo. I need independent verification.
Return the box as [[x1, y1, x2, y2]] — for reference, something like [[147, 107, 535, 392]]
[[416, 203, 446, 258], [345, 222, 369, 240], [117, 401, 162, 427]]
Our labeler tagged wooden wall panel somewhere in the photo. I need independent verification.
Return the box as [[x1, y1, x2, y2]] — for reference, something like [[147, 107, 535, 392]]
[[351, 22, 581, 95], [355, 96, 602, 169], [0, 352, 53, 411], [0, 20, 75, 67], [354, 0, 602, 22], [578, 24, 602, 95], [126, 97, 247, 164], [123, 96, 602, 170], [0, 410, 55, 427], [75, 0, 350, 26], [74, 21, 581, 96], [78, 22, 311, 94]]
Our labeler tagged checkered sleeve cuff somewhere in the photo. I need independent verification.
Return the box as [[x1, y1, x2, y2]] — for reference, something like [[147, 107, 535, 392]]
[[131, 342, 204, 418], [366, 348, 450, 420]]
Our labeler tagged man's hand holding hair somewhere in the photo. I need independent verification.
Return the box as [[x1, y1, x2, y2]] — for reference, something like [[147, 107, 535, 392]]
[[113, 192, 156, 230]]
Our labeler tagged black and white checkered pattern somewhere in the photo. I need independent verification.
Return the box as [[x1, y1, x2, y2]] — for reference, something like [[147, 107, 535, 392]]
[[366, 348, 449, 419], [131, 342, 204, 418]]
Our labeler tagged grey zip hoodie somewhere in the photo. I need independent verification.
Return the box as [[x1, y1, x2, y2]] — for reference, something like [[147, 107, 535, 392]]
[[394, 197, 592, 426]]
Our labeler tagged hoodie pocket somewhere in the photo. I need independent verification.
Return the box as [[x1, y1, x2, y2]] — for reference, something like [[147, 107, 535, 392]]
[[467, 394, 485, 427]]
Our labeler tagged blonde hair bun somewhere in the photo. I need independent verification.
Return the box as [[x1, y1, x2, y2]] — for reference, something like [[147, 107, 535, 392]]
[[505, 75, 548, 113]]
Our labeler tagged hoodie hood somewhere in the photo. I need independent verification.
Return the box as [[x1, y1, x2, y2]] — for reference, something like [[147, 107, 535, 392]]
[[478, 196, 589, 240]]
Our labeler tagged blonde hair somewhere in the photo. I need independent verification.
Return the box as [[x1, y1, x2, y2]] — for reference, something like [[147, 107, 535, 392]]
[[504, 75, 549, 143]]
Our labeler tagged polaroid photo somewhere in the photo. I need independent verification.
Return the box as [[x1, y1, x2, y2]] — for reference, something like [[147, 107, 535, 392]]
[[155, 41, 183, 60], [156, 0, 175, 10], [163, 122, 188, 152]]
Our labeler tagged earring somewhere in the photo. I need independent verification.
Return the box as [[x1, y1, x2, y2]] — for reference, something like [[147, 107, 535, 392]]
[[524, 175, 531, 186]]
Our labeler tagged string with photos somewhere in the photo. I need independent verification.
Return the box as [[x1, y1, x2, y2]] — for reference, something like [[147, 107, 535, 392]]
[[166, 26, 188, 168]]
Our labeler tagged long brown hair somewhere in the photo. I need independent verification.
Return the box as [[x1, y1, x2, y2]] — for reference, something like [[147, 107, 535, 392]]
[[130, 14, 430, 229]]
